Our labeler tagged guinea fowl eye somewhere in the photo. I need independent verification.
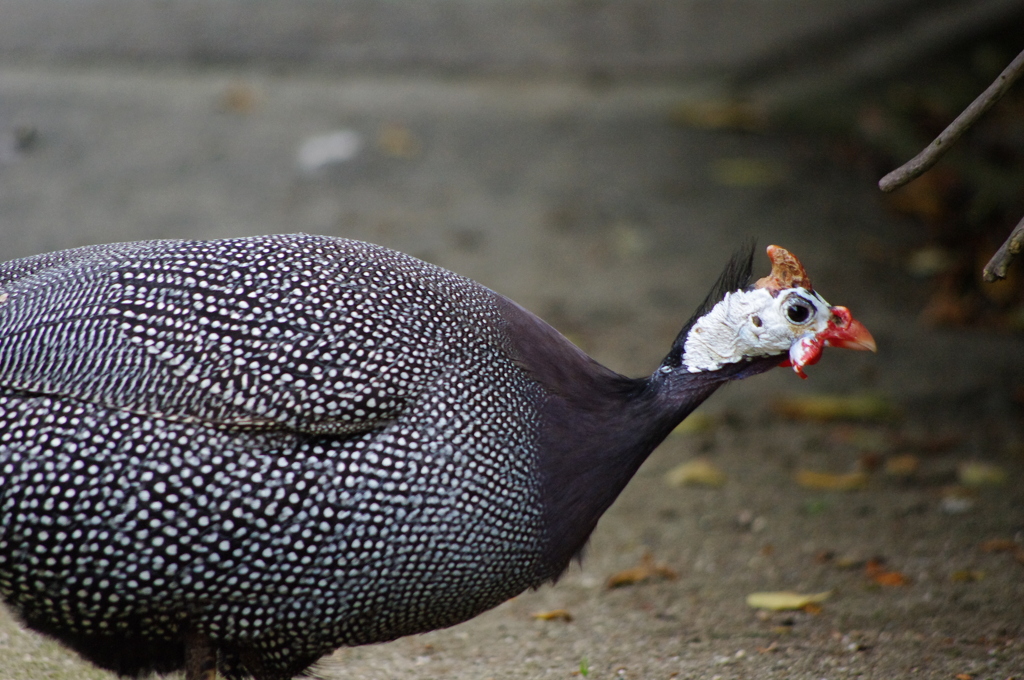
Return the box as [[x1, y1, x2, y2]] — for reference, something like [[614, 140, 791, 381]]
[[786, 301, 812, 324]]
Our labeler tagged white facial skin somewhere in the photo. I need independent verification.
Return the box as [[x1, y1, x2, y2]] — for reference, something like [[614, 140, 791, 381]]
[[682, 287, 833, 373]]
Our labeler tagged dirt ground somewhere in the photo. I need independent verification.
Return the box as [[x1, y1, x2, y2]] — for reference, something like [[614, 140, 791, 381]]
[[0, 63, 1021, 680]]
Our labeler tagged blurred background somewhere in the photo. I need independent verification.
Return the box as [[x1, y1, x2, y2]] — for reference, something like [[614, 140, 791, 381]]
[[0, 1, 1023, 678]]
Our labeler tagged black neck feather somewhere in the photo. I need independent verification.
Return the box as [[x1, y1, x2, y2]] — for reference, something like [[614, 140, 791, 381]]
[[532, 353, 779, 580], [497, 244, 773, 581], [661, 243, 755, 370]]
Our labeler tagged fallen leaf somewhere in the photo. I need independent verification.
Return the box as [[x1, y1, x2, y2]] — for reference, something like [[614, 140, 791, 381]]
[[377, 123, 421, 158], [711, 158, 787, 188], [872, 571, 909, 586], [220, 82, 262, 114], [664, 458, 727, 488], [606, 552, 678, 589], [955, 674, 973, 680], [957, 461, 1008, 487], [745, 591, 831, 611], [795, 470, 868, 491], [774, 394, 896, 422], [906, 246, 956, 277], [884, 454, 920, 478], [610, 222, 649, 258], [864, 558, 886, 574], [670, 100, 767, 132], [979, 539, 1018, 553], [978, 539, 1024, 567], [532, 609, 573, 622], [950, 570, 984, 583], [865, 559, 910, 586]]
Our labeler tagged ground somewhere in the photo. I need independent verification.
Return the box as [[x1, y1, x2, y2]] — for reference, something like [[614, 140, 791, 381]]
[[0, 62, 1021, 680]]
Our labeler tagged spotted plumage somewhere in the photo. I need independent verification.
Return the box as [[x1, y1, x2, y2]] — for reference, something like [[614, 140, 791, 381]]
[[0, 234, 874, 680]]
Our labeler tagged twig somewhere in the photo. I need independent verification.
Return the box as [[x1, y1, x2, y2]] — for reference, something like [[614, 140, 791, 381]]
[[878, 47, 1024, 281], [983, 213, 1024, 282], [879, 48, 1024, 193]]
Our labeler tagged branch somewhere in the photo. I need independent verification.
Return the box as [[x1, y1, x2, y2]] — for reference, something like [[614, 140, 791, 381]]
[[983, 214, 1024, 282], [879, 47, 1024, 193]]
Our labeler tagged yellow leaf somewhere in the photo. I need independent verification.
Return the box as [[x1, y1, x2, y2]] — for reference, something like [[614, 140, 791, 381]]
[[664, 458, 726, 488], [605, 552, 678, 589], [670, 100, 767, 132], [711, 158, 786, 188], [746, 591, 831, 611], [532, 609, 573, 622], [774, 394, 896, 422], [957, 461, 1008, 487], [950, 570, 984, 583], [795, 469, 868, 491], [906, 246, 955, 278]]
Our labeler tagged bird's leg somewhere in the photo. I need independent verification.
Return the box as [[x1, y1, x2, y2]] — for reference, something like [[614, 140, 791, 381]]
[[184, 628, 218, 680]]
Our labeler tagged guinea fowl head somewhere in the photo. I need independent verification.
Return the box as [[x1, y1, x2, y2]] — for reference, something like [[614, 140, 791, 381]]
[[663, 244, 876, 381], [535, 244, 875, 577]]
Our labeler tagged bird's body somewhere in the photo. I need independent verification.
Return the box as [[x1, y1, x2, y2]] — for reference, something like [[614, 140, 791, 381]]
[[0, 234, 873, 679]]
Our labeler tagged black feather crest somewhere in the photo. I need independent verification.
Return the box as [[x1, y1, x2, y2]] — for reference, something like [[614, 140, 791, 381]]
[[662, 242, 756, 368]]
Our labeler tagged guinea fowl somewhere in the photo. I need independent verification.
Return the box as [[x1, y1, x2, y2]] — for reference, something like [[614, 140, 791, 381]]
[[0, 235, 874, 680]]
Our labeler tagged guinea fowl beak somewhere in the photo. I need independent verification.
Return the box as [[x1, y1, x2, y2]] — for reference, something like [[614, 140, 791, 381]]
[[782, 305, 876, 378], [822, 306, 876, 353]]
